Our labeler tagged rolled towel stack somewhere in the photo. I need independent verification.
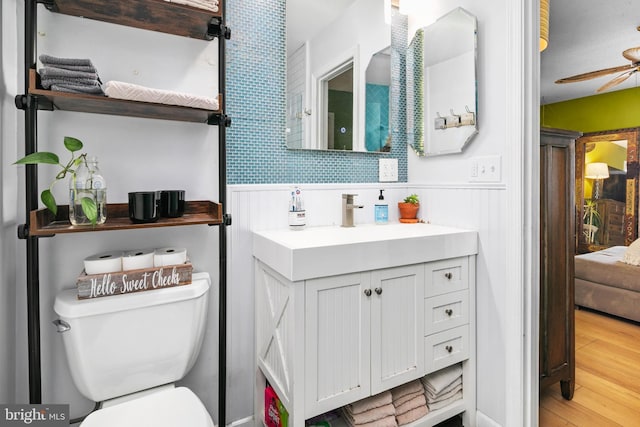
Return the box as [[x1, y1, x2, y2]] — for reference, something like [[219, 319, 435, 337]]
[[390, 380, 428, 426], [341, 391, 397, 427], [421, 364, 463, 411], [38, 54, 104, 95], [164, 0, 219, 13]]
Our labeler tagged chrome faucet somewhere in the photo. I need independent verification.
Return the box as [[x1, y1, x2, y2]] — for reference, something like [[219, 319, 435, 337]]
[[342, 194, 364, 227]]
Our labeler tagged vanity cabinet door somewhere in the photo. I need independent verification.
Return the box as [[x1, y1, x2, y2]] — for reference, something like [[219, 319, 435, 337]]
[[370, 265, 425, 394], [304, 272, 372, 418]]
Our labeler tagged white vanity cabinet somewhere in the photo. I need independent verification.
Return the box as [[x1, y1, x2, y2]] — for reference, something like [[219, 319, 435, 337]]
[[253, 224, 477, 427], [305, 265, 425, 416]]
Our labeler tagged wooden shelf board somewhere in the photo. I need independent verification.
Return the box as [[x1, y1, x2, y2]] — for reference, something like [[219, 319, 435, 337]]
[[29, 200, 222, 236], [29, 70, 221, 123], [47, 0, 222, 40]]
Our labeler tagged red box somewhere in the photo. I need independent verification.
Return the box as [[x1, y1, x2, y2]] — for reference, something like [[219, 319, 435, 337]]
[[265, 385, 288, 427]]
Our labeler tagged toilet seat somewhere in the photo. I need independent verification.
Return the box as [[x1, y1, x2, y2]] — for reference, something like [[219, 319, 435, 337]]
[[81, 387, 214, 427]]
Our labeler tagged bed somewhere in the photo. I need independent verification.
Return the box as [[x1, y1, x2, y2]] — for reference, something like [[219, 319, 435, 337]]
[[574, 246, 640, 323]]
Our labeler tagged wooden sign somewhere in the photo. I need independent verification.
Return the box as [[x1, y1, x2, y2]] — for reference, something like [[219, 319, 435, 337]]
[[76, 262, 193, 299]]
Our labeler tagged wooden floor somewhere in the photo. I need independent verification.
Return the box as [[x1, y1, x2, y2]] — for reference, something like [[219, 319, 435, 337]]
[[539, 308, 640, 426]]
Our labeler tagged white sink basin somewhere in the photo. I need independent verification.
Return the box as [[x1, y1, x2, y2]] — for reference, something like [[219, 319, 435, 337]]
[[253, 223, 477, 281]]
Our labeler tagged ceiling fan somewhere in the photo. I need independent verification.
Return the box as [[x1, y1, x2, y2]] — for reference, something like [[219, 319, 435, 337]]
[[555, 47, 640, 93]]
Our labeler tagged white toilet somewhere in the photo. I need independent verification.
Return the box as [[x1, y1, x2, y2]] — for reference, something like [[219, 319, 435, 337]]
[[53, 271, 214, 427]]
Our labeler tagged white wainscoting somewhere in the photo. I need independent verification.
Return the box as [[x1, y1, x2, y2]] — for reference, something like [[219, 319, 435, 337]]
[[226, 182, 506, 426]]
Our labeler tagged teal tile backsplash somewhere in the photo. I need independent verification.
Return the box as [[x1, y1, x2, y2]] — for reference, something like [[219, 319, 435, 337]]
[[226, 1, 408, 184]]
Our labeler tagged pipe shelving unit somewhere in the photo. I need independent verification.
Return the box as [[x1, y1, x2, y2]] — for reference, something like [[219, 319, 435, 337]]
[[15, 1, 231, 425]]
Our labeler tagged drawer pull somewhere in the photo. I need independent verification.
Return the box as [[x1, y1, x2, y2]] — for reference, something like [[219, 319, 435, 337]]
[[445, 272, 453, 280], [445, 309, 453, 316], [445, 345, 453, 353], [364, 289, 372, 297], [375, 287, 383, 295]]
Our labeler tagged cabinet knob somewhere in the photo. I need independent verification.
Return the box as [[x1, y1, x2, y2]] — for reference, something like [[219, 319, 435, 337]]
[[445, 309, 453, 316], [375, 287, 383, 295], [445, 272, 453, 280], [364, 289, 372, 297], [445, 345, 453, 353]]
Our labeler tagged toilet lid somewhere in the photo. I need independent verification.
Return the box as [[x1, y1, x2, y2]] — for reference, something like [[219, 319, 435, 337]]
[[81, 387, 214, 427]]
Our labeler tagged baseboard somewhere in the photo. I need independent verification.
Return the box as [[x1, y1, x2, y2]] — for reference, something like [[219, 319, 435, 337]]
[[226, 415, 255, 427], [476, 411, 502, 427]]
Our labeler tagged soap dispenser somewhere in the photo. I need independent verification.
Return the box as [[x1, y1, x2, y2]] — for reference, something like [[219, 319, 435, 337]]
[[374, 189, 388, 224]]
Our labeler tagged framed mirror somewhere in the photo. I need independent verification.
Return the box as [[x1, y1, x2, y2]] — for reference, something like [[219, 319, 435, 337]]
[[285, 0, 391, 152], [406, 7, 478, 156], [576, 129, 639, 253]]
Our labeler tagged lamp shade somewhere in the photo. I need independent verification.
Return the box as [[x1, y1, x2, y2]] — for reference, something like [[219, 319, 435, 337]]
[[540, 0, 549, 51], [585, 162, 610, 179]]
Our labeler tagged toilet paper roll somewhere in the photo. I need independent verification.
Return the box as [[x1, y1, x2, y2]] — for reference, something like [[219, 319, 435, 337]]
[[154, 247, 188, 267], [84, 250, 123, 275], [122, 248, 155, 271]]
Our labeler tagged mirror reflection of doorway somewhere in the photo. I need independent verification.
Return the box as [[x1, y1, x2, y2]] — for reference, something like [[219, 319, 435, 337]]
[[324, 66, 353, 150], [576, 129, 640, 254]]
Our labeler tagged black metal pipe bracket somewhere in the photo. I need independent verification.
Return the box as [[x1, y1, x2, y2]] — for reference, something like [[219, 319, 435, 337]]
[[208, 113, 231, 127], [206, 17, 231, 40]]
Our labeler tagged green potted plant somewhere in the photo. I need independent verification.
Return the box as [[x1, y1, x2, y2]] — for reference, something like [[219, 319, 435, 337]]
[[398, 193, 420, 222], [583, 200, 601, 244], [14, 136, 101, 225]]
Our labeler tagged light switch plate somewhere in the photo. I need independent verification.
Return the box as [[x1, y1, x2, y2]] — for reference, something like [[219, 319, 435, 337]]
[[379, 158, 398, 182], [469, 155, 501, 182]]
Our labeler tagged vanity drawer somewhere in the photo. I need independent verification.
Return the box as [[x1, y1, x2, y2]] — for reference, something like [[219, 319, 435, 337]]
[[425, 290, 469, 335], [425, 257, 469, 297], [424, 325, 469, 374]]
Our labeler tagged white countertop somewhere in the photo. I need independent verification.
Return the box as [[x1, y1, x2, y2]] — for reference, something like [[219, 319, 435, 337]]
[[253, 223, 478, 281]]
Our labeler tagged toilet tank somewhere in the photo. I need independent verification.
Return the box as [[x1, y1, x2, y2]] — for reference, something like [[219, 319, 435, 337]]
[[53, 272, 211, 402]]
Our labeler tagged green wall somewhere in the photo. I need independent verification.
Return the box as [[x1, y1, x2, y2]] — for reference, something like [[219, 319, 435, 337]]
[[541, 86, 640, 132]]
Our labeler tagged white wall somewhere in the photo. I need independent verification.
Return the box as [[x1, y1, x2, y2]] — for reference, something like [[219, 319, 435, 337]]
[[4, 1, 221, 421], [406, 1, 537, 426], [0, 0, 20, 405]]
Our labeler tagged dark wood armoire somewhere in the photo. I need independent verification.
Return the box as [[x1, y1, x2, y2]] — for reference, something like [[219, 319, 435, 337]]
[[540, 127, 581, 400]]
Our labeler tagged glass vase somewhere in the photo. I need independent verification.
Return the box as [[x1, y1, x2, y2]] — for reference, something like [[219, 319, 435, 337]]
[[69, 156, 107, 225]]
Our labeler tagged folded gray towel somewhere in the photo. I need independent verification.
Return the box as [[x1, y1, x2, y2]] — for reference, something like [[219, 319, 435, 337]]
[[50, 83, 105, 95], [39, 54, 94, 67], [43, 63, 97, 73], [41, 77, 102, 89], [39, 67, 98, 81]]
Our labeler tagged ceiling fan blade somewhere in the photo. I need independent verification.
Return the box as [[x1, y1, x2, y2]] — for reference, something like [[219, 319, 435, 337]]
[[623, 47, 640, 62], [555, 64, 636, 84], [596, 69, 637, 93]]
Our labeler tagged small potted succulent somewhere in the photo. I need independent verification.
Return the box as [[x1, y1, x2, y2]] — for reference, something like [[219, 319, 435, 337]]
[[398, 193, 420, 222], [14, 136, 102, 225]]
